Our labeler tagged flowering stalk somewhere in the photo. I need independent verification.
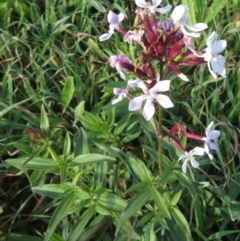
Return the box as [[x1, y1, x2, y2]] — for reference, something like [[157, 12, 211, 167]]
[[157, 105, 163, 176], [99, 0, 225, 175]]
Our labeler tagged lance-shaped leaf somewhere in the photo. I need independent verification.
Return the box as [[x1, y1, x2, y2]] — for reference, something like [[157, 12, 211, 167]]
[[115, 185, 151, 235], [69, 154, 116, 166]]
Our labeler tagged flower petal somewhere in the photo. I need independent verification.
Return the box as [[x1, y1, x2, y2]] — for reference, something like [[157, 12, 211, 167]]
[[211, 58, 226, 77], [171, 5, 189, 23], [154, 94, 174, 108], [212, 40, 227, 54], [178, 153, 186, 162], [190, 158, 199, 168], [152, 0, 162, 7], [208, 141, 218, 150], [155, 4, 172, 14], [207, 151, 213, 160], [185, 23, 208, 32], [191, 147, 205, 156], [181, 26, 200, 37], [118, 13, 125, 22], [178, 73, 189, 81], [134, 79, 148, 93], [108, 11, 124, 25], [112, 95, 123, 105], [143, 99, 155, 120], [206, 121, 214, 135], [182, 160, 188, 173], [150, 80, 170, 93], [129, 95, 146, 111], [135, 0, 148, 8], [99, 33, 112, 41], [204, 143, 210, 155], [206, 31, 218, 48], [208, 61, 217, 79], [209, 130, 220, 140]]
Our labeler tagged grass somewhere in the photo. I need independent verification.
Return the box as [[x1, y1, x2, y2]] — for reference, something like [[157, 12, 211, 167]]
[[0, 0, 240, 240]]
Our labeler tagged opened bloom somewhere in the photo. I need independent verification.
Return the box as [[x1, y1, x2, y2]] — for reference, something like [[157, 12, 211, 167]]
[[201, 121, 220, 160], [171, 5, 208, 37], [99, 11, 124, 41], [178, 147, 205, 173], [128, 79, 173, 120], [112, 87, 130, 105], [112, 79, 140, 104], [203, 31, 227, 79], [135, 0, 171, 14], [109, 54, 132, 80]]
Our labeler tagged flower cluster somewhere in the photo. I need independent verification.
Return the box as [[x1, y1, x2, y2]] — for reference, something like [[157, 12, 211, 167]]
[[99, 0, 223, 173], [169, 122, 220, 173]]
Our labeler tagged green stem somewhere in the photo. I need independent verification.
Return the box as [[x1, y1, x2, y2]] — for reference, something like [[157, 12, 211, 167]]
[[158, 105, 163, 176]]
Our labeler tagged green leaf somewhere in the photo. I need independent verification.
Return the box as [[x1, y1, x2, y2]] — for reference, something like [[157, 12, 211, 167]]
[[78, 112, 104, 132], [106, 107, 115, 128], [49, 233, 66, 241], [208, 230, 240, 240], [67, 207, 95, 241], [171, 189, 183, 206], [113, 216, 140, 240], [70, 154, 116, 166], [149, 185, 171, 219], [63, 131, 71, 160], [153, 166, 178, 185], [87, 38, 108, 60], [94, 161, 108, 188], [74, 101, 85, 120], [74, 128, 89, 156], [115, 186, 151, 235], [143, 223, 157, 241], [61, 76, 75, 111], [174, 171, 197, 198], [40, 104, 50, 135], [122, 121, 142, 142], [32, 184, 71, 199], [4, 233, 43, 241], [161, 137, 182, 161], [193, 197, 203, 232], [87, 0, 105, 12], [44, 191, 76, 241], [96, 193, 127, 213], [205, 0, 228, 23], [128, 156, 152, 181], [114, 113, 131, 136], [77, 216, 110, 241], [181, 0, 196, 23], [0, 98, 31, 117], [6, 157, 57, 170], [166, 207, 192, 241]]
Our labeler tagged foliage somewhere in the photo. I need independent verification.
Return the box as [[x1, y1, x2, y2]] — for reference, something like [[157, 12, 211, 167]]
[[0, 0, 239, 241]]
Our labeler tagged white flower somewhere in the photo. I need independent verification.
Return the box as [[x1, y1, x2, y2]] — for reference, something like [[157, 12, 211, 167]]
[[112, 79, 141, 105], [128, 79, 173, 120], [178, 147, 205, 173], [170, 5, 208, 37], [109, 54, 132, 80], [203, 31, 227, 79], [99, 11, 124, 41], [112, 87, 130, 105], [202, 121, 220, 160], [124, 29, 145, 44], [135, 0, 171, 14]]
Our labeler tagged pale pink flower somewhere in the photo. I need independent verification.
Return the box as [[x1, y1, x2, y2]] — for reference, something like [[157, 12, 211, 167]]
[[201, 121, 220, 160], [171, 5, 208, 37], [99, 11, 124, 41], [178, 147, 204, 173], [128, 79, 173, 120]]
